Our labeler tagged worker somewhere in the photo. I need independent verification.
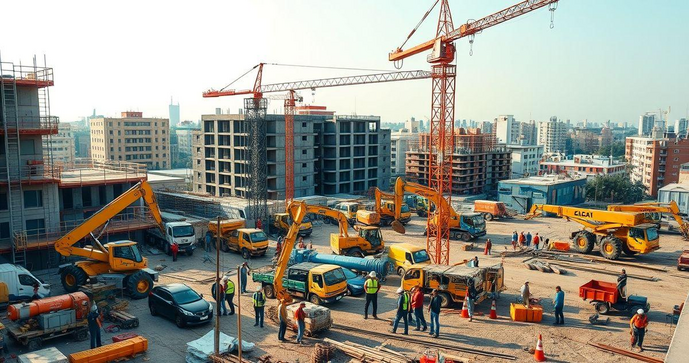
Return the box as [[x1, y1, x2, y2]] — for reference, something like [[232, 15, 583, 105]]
[[471, 256, 479, 268], [391, 287, 409, 335], [630, 309, 649, 352], [511, 231, 518, 250], [205, 231, 212, 252], [225, 276, 235, 315], [518, 231, 526, 247], [298, 237, 305, 249], [533, 233, 541, 250], [484, 238, 492, 255], [213, 280, 227, 316], [553, 285, 565, 325], [526, 231, 532, 247], [256, 218, 263, 230], [171, 242, 179, 262], [364, 271, 380, 319], [466, 279, 477, 322], [252, 287, 266, 328], [617, 269, 628, 300], [240, 262, 249, 293], [428, 289, 441, 338], [31, 283, 41, 301], [406, 287, 416, 326], [520, 281, 532, 308], [411, 285, 427, 331], [295, 302, 306, 344], [87, 303, 103, 349], [277, 298, 288, 342]]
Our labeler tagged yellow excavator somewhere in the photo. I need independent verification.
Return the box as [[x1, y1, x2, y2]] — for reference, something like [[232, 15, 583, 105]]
[[55, 181, 164, 299], [371, 188, 412, 226], [391, 177, 486, 241], [527, 204, 660, 260], [607, 201, 689, 240]]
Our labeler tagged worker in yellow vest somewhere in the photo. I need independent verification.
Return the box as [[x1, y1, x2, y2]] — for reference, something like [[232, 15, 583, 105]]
[[391, 287, 409, 335], [225, 277, 235, 315], [252, 287, 266, 328], [364, 271, 380, 319]]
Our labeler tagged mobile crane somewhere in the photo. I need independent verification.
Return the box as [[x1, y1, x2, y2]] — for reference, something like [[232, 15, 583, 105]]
[[391, 177, 486, 241], [527, 204, 661, 260], [55, 181, 164, 299], [607, 201, 689, 240]]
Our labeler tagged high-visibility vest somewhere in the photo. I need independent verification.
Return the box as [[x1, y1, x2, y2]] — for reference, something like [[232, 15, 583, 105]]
[[252, 291, 266, 308], [632, 314, 648, 329], [364, 278, 378, 294], [226, 280, 235, 294], [401, 292, 410, 310]]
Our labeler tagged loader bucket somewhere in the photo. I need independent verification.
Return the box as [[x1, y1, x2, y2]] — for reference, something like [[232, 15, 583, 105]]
[[391, 220, 406, 234]]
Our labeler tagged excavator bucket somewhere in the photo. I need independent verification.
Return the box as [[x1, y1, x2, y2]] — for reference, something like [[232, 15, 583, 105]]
[[391, 220, 406, 234]]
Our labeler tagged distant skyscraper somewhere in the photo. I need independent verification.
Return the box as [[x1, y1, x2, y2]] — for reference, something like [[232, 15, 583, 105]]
[[538, 116, 567, 153], [675, 118, 688, 136], [169, 97, 180, 127], [495, 115, 519, 145], [638, 113, 655, 136]]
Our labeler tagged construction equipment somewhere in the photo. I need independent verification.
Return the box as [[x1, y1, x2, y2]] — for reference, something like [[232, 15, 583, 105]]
[[404, 194, 430, 217], [8, 292, 90, 321], [332, 201, 361, 226], [373, 188, 412, 226], [271, 212, 313, 237], [389, 0, 560, 264], [527, 204, 660, 260], [391, 177, 486, 241], [355, 210, 382, 227], [55, 181, 164, 298], [207, 219, 269, 259], [252, 262, 348, 305], [579, 279, 649, 315], [607, 201, 689, 239], [290, 249, 391, 280], [473, 200, 513, 221]]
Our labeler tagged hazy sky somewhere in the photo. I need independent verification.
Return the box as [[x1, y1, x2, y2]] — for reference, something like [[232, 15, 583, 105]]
[[1, 0, 687, 125]]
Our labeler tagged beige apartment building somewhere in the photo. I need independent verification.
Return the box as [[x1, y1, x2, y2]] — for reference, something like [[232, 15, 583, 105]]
[[90, 111, 170, 170]]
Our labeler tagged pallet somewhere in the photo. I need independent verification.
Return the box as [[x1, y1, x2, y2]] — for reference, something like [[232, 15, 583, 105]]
[[109, 310, 139, 329]]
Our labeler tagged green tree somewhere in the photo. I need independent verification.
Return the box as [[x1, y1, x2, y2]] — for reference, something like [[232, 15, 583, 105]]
[[585, 174, 647, 204], [596, 141, 626, 157]]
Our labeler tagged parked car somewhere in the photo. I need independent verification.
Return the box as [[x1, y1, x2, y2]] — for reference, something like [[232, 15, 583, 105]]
[[148, 284, 213, 328], [342, 268, 366, 296]]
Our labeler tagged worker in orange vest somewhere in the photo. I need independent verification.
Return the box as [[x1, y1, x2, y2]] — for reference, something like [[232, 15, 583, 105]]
[[630, 309, 649, 352]]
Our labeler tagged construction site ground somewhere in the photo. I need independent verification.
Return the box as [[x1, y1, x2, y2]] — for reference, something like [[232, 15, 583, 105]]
[[8, 215, 687, 362]]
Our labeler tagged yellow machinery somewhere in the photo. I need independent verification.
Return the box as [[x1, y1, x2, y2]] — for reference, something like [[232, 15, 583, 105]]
[[607, 201, 689, 240], [527, 204, 661, 260], [271, 212, 313, 237], [207, 219, 269, 258], [391, 177, 486, 241], [372, 188, 411, 226], [55, 181, 164, 299]]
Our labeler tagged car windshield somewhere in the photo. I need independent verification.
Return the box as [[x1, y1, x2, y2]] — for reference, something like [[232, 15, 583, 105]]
[[172, 288, 201, 305], [342, 269, 358, 279], [646, 227, 659, 241], [173, 225, 195, 237], [250, 231, 268, 242], [401, 205, 410, 213], [412, 250, 430, 263], [323, 268, 346, 286]]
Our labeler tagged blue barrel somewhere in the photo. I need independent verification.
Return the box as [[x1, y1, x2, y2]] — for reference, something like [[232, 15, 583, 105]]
[[291, 249, 390, 277]]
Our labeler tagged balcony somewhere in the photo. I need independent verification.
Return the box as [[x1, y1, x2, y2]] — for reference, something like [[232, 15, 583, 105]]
[[0, 116, 59, 135], [0, 64, 54, 88]]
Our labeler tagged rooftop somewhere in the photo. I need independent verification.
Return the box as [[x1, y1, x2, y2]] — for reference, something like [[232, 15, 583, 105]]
[[500, 175, 587, 186], [659, 183, 689, 192]]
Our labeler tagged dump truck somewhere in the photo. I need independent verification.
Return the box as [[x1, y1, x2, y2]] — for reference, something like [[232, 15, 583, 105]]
[[207, 219, 269, 259], [146, 215, 197, 256], [579, 279, 649, 315], [270, 212, 313, 237], [473, 200, 513, 221], [55, 181, 163, 298], [290, 249, 391, 280], [400, 264, 505, 308], [252, 262, 348, 305], [527, 204, 660, 260], [607, 201, 689, 240], [391, 177, 486, 241]]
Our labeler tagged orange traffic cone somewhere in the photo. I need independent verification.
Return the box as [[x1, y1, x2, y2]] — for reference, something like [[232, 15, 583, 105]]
[[489, 300, 498, 319], [460, 288, 469, 318], [534, 334, 546, 362]]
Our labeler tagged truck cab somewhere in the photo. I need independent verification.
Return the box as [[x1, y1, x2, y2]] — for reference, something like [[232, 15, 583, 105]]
[[388, 243, 431, 276], [253, 262, 348, 305], [451, 212, 487, 240], [333, 202, 359, 226], [147, 221, 197, 256], [222, 228, 269, 259], [625, 224, 660, 254], [272, 213, 313, 237], [380, 201, 411, 225], [330, 225, 384, 256]]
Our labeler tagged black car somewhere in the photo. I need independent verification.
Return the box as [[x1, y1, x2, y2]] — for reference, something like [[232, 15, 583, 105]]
[[148, 283, 213, 328]]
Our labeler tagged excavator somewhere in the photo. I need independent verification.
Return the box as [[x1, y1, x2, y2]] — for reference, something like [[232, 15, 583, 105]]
[[527, 204, 660, 260], [607, 201, 689, 240], [390, 177, 486, 241], [55, 181, 164, 299], [371, 188, 412, 226]]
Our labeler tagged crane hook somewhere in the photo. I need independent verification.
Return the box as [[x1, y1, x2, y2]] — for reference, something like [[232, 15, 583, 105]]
[[393, 59, 403, 70], [468, 34, 475, 56], [549, 1, 558, 29]]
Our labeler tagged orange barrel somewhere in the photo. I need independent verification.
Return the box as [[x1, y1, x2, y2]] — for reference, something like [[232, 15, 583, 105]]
[[8, 292, 90, 321]]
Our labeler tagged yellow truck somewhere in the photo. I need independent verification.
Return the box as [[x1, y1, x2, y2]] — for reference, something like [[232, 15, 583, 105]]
[[388, 243, 431, 276], [332, 202, 360, 226], [401, 264, 505, 308], [208, 219, 269, 259], [374, 188, 412, 225], [355, 210, 381, 226], [330, 225, 385, 257], [271, 212, 313, 237], [252, 262, 348, 305]]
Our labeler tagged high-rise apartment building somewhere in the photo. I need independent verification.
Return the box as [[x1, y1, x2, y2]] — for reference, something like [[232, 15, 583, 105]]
[[90, 112, 170, 170], [495, 115, 520, 145], [538, 116, 567, 153], [505, 145, 543, 178], [44, 122, 75, 165], [638, 113, 656, 136], [169, 98, 180, 127], [626, 136, 689, 196], [675, 118, 689, 137], [391, 131, 417, 177], [518, 120, 538, 145]]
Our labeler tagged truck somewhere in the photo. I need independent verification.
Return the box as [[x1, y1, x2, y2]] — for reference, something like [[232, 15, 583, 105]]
[[527, 204, 660, 260], [0, 264, 51, 302], [270, 212, 313, 237], [473, 200, 513, 221], [252, 262, 348, 305], [290, 249, 391, 280], [607, 201, 689, 240], [55, 181, 163, 298], [404, 194, 430, 216], [400, 263, 505, 308], [387, 243, 431, 276], [391, 177, 487, 241], [332, 202, 360, 226], [579, 279, 649, 315], [146, 216, 197, 256], [207, 219, 269, 259]]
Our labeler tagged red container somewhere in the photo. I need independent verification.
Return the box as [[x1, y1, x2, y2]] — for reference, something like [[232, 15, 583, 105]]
[[112, 332, 139, 343], [7, 292, 90, 321], [579, 280, 619, 304]]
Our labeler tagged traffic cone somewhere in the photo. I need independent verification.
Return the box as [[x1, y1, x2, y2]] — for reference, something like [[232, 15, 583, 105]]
[[489, 300, 498, 319], [534, 334, 546, 362], [460, 287, 469, 318]]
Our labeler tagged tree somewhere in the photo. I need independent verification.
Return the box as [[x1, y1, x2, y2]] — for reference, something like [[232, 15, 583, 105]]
[[596, 141, 626, 158], [585, 174, 647, 204]]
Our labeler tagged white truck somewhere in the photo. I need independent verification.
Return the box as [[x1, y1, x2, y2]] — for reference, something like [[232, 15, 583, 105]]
[[0, 264, 51, 303], [146, 214, 198, 256]]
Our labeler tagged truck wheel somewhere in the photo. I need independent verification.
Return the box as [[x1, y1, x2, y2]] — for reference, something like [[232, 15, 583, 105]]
[[127, 271, 154, 299], [396, 267, 406, 277], [27, 338, 42, 351], [346, 248, 364, 258], [221, 242, 229, 253], [74, 328, 88, 341], [599, 236, 622, 260], [61, 265, 87, 293], [309, 294, 322, 305], [439, 293, 451, 308], [241, 248, 250, 259], [459, 232, 471, 242], [264, 284, 276, 299], [594, 302, 610, 315], [573, 231, 595, 254], [484, 213, 494, 221]]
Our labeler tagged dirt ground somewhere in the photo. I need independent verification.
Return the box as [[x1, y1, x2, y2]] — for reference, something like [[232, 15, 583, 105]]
[[8, 215, 687, 362]]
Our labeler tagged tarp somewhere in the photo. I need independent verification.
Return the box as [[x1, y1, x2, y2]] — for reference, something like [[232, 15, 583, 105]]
[[186, 329, 255, 363]]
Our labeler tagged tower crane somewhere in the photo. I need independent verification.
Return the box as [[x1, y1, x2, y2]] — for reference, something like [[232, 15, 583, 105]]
[[388, 0, 560, 265], [203, 64, 431, 207]]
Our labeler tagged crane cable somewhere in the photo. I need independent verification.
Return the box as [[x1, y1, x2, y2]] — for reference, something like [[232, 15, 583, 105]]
[[394, 0, 440, 69]]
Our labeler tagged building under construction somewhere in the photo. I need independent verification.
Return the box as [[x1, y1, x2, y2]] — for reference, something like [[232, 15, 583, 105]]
[[405, 128, 511, 195]]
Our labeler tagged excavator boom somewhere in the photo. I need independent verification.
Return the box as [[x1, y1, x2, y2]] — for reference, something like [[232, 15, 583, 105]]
[[392, 177, 456, 233], [607, 201, 689, 239]]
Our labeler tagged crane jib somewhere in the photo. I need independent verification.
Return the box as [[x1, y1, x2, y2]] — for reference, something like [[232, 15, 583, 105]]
[[574, 211, 594, 218]]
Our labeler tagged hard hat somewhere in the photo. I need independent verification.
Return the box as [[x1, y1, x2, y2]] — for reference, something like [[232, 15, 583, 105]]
[[369, 271, 377, 278], [525, 280, 529, 284], [637, 309, 645, 315], [396, 287, 404, 294], [300, 302, 306, 306], [256, 287, 262, 292], [91, 303, 98, 312]]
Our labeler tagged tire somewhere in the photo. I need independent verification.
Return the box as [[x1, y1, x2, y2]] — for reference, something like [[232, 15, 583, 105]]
[[264, 284, 276, 299], [599, 236, 622, 260], [622, 244, 638, 256], [595, 302, 610, 315], [459, 232, 471, 242], [27, 338, 42, 351], [241, 248, 250, 259], [187, 248, 194, 256], [309, 294, 322, 305], [150, 304, 158, 316], [346, 248, 364, 258], [74, 328, 88, 341], [484, 213, 494, 221], [175, 315, 186, 328], [439, 293, 451, 308], [61, 265, 87, 293], [221, 241, 229, 253], [573, 231, 596, 254], [396, 267, 406, 277], [126, 271, 154, 299]]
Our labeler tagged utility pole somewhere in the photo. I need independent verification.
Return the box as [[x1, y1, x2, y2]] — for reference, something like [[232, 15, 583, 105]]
[[214, 216, 221, 354], [237, 265, 242, 361]]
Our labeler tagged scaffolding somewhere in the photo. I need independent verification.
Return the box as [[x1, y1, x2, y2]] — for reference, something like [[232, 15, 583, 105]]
[[245, 97, 268, 223]]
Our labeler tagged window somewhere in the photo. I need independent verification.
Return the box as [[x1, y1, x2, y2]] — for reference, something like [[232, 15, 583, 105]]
[[18, 274, 37, 286], [82, 187, 93, 207], [0, 192, 7, 210], [312, 274, 324, 288], [23, 190, 43, 208], [302, 122, 307, 128], [302, 176, 307, 181], [25, 219, 45, 235], [302, 150, 307, 155], [0, 222, 9, 239], [302, 136, 307, 141]]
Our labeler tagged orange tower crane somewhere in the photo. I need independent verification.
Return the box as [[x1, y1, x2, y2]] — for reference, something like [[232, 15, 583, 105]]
[[389, 0, 560, 264], [204, 64, 432, 205]]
